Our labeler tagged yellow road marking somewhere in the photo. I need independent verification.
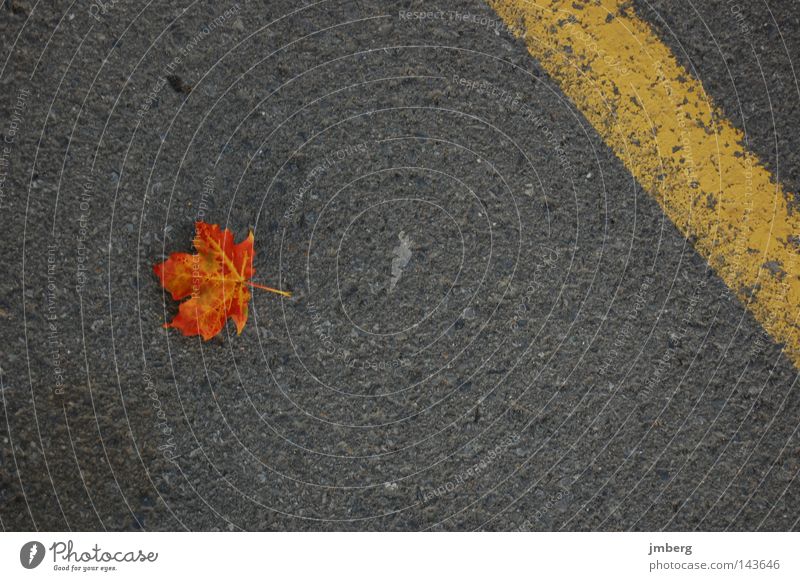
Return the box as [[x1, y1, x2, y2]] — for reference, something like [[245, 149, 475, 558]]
[[488, 0, 800, 367]]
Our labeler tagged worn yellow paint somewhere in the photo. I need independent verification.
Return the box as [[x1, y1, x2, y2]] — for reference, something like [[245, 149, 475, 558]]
[[488, 0, 800, 367]]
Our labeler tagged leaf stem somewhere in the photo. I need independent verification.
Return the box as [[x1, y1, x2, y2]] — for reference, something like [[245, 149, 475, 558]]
[[246, 281, 292, 297]]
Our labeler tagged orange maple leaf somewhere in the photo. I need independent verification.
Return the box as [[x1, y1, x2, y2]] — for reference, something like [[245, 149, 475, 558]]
[[154, 221, 290, 340]]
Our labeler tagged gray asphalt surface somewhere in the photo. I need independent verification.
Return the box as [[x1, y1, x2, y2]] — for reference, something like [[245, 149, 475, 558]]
[[1, 0, 799, 531]]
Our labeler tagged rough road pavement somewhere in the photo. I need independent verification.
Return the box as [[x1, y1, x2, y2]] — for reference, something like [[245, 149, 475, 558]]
[[1, 0, 798, 531]]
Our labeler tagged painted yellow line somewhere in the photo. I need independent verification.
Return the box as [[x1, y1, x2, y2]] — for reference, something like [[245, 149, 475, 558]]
[[488, 0, 800, 367]]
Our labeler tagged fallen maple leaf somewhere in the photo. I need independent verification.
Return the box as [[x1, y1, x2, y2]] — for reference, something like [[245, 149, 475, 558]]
[[154, 221, 290, 340]]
